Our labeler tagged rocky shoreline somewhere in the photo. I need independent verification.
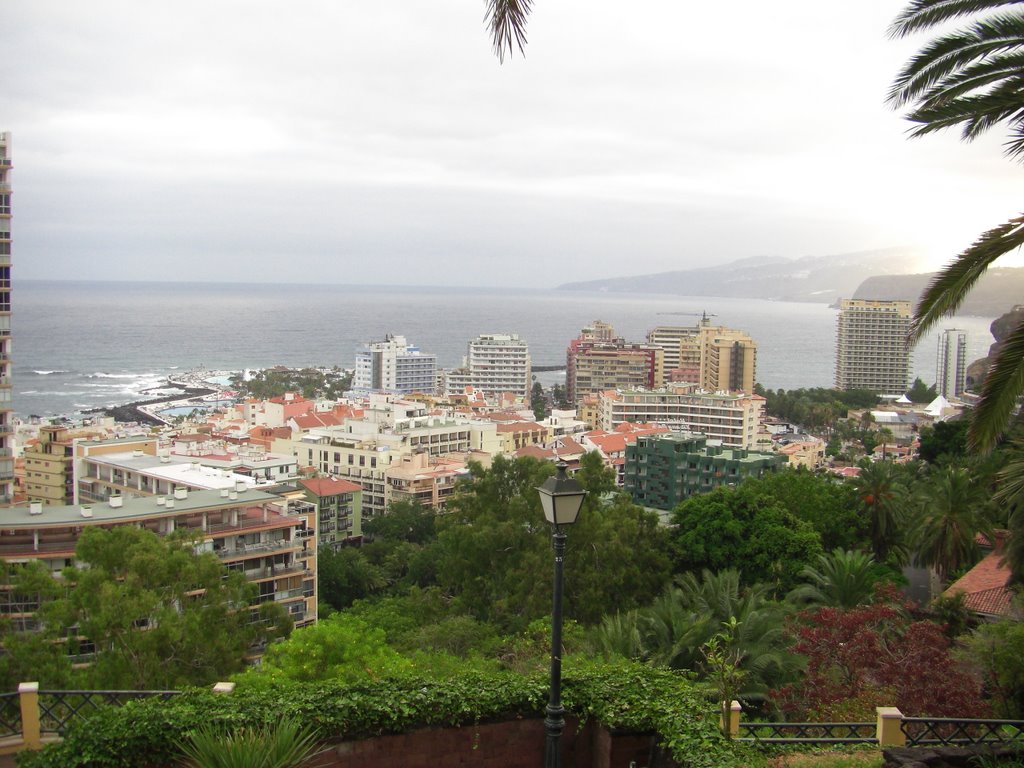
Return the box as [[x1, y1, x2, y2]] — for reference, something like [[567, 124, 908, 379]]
[[85, 385, 218, 426], [83, 371, 229, 426]]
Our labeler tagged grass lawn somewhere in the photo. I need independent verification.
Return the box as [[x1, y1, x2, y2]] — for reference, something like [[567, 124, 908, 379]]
[[765, 751, 884, 768]]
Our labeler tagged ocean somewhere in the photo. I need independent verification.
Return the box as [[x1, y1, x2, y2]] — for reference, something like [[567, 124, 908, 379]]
[[12, 280, 998, 420]]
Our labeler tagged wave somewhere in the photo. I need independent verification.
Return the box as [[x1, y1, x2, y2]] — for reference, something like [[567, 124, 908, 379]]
[[32, 370, 68, 375], [24, 390, 91, 396], [88, 372, 161, 379]]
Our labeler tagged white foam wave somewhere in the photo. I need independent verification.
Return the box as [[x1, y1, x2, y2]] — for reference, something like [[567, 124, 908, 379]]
[[89, 372, 157, 379], [32, 370, 68, 375]]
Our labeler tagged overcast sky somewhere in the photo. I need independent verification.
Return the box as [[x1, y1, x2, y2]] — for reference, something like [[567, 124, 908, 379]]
[[4, 1, 1022, 288]]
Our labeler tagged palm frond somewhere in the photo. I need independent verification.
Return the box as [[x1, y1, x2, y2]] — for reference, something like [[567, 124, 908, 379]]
[[484, 0, 533, 63], [890, 0, 1024, 38], [910, 212, 1024, 341], [913, 54, 1024, 118], [969, 318, 1024, 451], [889, 17, 1024, 107]]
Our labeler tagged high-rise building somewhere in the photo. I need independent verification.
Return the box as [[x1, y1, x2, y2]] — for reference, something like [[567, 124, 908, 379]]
[[834, 299, 912, 395], [698, 325, 757, 393], [936, 328, 968, 400], [646, 316, 757, 393], [446, 333, 531, 398], [0, 134, 13, 505], [646, 325, 701, 382], [352, 334, 437, 396], [566, 322, 663, 404]]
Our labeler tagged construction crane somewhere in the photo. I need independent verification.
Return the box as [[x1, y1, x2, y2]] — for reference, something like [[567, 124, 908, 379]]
[[656, 310, 718, 325]]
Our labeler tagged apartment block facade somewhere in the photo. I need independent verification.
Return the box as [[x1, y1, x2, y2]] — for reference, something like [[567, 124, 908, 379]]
[[0, 488, 318, 629], [596, 386, 766, 449], [566, 323, 664, 404], [353, 335, 437, 395], [298, 476, 363, 547], [0, 134, 13, 505], [624, 432, 786, 510], [835, 299, 912, 394]]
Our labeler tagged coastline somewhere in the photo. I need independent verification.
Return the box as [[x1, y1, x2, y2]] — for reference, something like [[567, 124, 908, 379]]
[[84, 369, 231, 426]]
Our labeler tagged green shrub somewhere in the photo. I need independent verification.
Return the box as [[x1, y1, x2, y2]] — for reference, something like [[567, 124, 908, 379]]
[[16, 660, 748, 768]]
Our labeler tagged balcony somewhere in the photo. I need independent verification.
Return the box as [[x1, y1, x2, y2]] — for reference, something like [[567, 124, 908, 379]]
[[216, 538, 299, 559]]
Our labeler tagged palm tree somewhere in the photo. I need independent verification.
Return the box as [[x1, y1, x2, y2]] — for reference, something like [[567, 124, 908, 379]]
[[850, 461, 910, 563], [889, 1, 1024, 452], [912, 465, 995, 583], [485, 0, 533, 62], [788, 548, 884, 609]]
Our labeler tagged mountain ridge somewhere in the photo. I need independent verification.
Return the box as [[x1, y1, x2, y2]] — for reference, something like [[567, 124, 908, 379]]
[[555, 249, 1024, 316]]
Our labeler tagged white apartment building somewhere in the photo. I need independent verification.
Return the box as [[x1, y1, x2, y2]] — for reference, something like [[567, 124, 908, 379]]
[[447, 333, 531, 398], [352, 335, 437, 396], [835, 299, 913, 395], [596, 385, 767, 449], [936, 328, 968, 400]]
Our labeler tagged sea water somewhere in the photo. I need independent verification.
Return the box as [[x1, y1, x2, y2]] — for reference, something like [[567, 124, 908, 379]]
[[12, 280, 997, 419]]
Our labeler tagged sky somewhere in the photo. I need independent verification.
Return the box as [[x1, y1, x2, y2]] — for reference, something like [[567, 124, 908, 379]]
[[3, 1, 1023, 288]]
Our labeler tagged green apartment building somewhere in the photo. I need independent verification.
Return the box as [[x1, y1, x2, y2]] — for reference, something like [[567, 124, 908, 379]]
[[624, 432, 786, 510]]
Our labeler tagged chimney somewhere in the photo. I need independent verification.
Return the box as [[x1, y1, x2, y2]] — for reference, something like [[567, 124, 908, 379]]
[[166, 498, 175, 509], [80, 505, 93, 518], [229, 491, 238, 501], [156, 496, 166, 506], [235, 480, 247, 493], [28, 502, 42, 516], [109, 495, 123, 509], [220, 488, 229, 498], [174, 487, 188, 500]]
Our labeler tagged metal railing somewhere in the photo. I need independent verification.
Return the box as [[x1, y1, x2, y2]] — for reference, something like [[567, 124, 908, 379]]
[[902, 717, 1024, 746], [0, 682, 235, 754], [737, 721, 875, 745], [729, 701, 1024, 750], [38, 690, 180, 736]]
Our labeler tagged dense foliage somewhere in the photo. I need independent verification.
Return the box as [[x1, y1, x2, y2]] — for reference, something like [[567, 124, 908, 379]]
[[670, 482, 823, 592], [18, 661, 748, 768], [230, 367, 352, 400], [0, 527, 290, 691], [757, 387, 879, 429]]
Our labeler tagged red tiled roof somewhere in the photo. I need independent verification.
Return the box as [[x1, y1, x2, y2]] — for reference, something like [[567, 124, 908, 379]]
[[945, 549, 1015, 618], [298, 477, 363, 496]]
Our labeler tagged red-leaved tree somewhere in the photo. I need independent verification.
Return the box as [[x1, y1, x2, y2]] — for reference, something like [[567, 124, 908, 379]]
[[772, 589, 987, 720]]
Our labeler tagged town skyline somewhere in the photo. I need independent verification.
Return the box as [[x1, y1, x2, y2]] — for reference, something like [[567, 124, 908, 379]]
[[4, 1, 1022, 287]]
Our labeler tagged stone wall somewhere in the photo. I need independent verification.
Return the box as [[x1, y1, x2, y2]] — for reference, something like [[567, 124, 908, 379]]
[[307, 717, 659, 768]]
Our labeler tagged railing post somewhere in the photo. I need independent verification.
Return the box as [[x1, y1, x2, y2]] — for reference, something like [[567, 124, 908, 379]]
[[18, 682, 41, 750], [719, 700, 741, 739], [212, 682, 235, 694], [876, 706, 905, 747]]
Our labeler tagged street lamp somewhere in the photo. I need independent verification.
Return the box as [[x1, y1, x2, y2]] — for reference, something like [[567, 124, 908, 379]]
[[536, 460, 587, 768]]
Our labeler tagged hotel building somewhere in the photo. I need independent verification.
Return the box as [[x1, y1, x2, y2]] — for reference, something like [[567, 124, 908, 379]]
[[352, 335, 437, 396], [835, 299, 913, 395], [596, 385, 767, 449], [446, 333, 531, 398]]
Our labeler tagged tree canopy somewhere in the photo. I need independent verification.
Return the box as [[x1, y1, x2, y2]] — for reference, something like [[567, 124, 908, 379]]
[[0, 526, 290, 690]]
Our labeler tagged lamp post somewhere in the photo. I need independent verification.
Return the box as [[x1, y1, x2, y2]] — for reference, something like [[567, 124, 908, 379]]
[[536, 460, 587, 768]]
